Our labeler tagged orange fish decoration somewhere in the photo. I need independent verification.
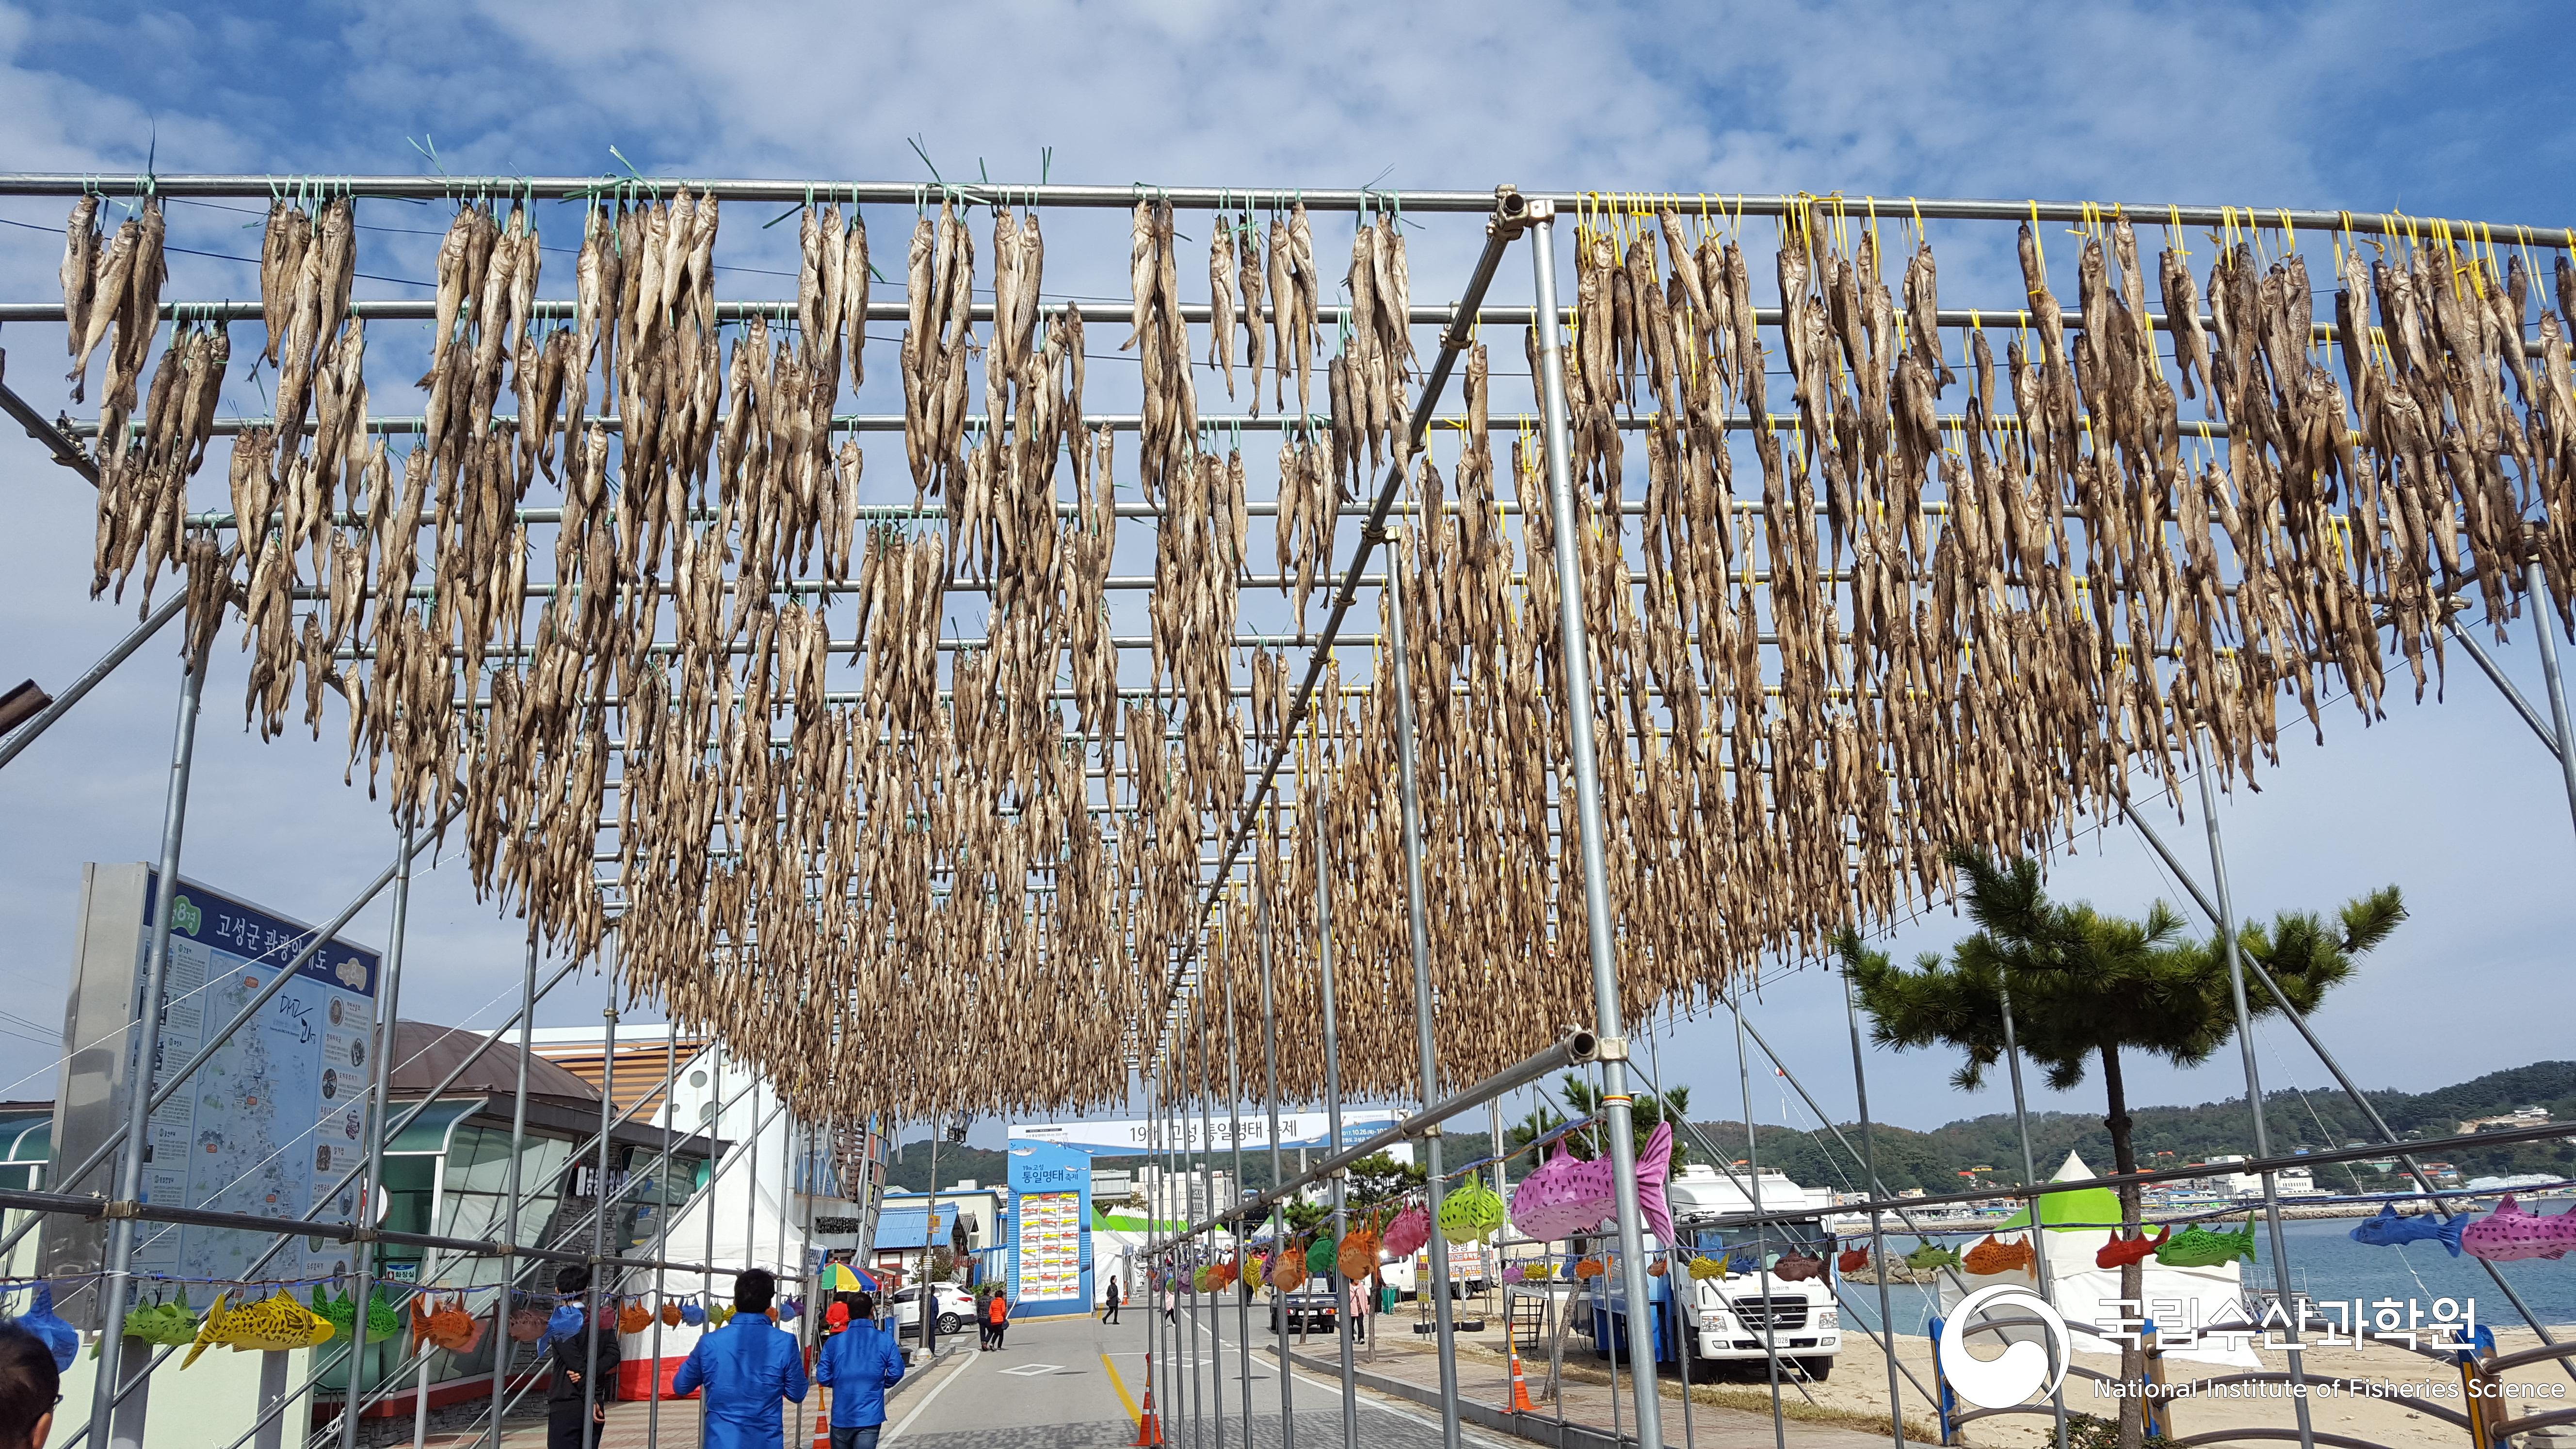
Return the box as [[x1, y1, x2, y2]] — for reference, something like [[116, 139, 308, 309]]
[[619, 1301, 652, 1336], [1770, 1250, 1827, 1282], [1962, 1234, 2035, 1275], [2095, 1226, 2170, 1270], [1648, 1258, 1669, 1277], [661, 1300, 684, 1328], [1572, 1256, 1605, 1279], [1837, 1246, 1871, 1273], [408, 1294, 438, 1351], [425, 1298, 485, 1354]]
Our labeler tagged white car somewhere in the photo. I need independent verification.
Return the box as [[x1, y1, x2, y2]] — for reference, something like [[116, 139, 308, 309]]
[[887, 1283, 978, 1338]]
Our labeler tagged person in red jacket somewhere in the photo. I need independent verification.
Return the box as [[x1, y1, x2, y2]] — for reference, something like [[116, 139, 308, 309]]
[[984, 1290, 1010, 1352]]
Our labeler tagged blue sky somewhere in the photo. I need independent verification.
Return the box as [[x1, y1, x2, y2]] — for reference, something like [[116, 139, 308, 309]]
[[0, 0, 2571, 1151]]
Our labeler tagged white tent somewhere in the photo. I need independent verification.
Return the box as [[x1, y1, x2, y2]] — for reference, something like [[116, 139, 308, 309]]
[[1938, 1152, 2258, 1370], [615, 1069, 810, 1369]]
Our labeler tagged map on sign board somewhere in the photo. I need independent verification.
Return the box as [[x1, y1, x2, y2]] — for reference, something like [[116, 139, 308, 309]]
[[44, 869, 382, 1295]]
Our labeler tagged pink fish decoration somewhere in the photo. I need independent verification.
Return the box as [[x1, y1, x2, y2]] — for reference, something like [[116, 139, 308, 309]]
[[1383, 1206, 1431, 1258], [1508, 1123, 1674, 1243], [2463, 1195, 2576, 1263]]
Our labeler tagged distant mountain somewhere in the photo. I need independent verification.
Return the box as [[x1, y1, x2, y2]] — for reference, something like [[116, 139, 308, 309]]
[[1684, 1061, 2576, 1194]]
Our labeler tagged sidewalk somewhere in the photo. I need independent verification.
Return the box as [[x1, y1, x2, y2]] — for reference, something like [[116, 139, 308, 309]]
[[1280, 1323, 1932, 1449], [419, 1342, 963, 1449]]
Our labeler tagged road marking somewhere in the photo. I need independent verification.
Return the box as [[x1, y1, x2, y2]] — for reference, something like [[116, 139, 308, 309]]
[[1102, 1352, 1141, 1425], [884, 1349, 980, 1444], [1182, 1306, 1522, 1449], [998, 1362, 1065, 1377]]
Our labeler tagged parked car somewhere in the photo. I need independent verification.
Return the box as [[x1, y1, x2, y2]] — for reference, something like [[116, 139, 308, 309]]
[[888, 1283, 977, 1338], [1269, 1288, 1339, 1333]]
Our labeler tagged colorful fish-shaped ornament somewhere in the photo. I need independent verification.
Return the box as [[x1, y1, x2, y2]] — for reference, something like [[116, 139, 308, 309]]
[[2463, 1195, 2576, 1263], [14, 1284, 80, 1371], [1686, 1255, 1726, 1281], [2348, 1206, 2465, 1257], [1440, 1181, 1508, 1244], [1963, 1233, 2034, 1275], [2156, 1216, 2256, 1268], [1903, 1240, 1961, 1271], [2095, 1226, 2170, 1270], [1507, 1123, 1675, 1243], [1836, 1246, 1871, 1274], [1771, 1250, 1827, 1282], [1381, 1206, 1429, 1259]]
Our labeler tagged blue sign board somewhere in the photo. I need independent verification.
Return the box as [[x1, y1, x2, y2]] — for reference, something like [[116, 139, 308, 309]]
[[1005, 1139, 1093, 1317]]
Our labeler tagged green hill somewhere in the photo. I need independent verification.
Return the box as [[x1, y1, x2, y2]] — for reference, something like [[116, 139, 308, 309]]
[[1682, 1060, 2576, 1194]]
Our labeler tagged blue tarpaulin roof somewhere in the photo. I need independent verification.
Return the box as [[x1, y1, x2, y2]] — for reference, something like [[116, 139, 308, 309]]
[[873, 1204, 957, 1250]]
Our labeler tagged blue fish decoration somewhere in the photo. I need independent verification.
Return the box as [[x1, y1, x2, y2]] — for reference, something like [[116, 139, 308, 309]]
[[2349, 1205, 2465, 1257]]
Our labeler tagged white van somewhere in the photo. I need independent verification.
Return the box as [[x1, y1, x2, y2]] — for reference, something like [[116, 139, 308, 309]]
[[1586, 1165, 1845, 1379]]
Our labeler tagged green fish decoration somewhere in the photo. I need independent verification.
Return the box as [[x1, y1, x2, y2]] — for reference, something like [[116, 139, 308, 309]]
[[313, 1285, 356, 1340], [1904, 1240, 1962, 1271], [119, 1294, 201, 1348], [2156, 1216, 2257, 1268], [364, 1288, 402, 1337]]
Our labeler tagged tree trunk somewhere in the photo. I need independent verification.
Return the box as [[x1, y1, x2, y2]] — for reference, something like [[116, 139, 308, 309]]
[[2104, 1044, 2146, 1449]]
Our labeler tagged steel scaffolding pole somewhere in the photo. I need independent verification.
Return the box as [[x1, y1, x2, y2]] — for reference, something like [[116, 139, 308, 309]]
[[1525, 196, 1665, 1449], [0, 593, 184, 773], [1255, 888, 1294, 1449], [1224, 958, 1253, 1449], [489, 939, 540, 1449], [581, 974, 620, 1437], [2527, 553, 2576, 837], [645, 1024, 679, 1449], [86, 638, 205, 1449], [702, 1049, 722, 1449], [1841, 968, 1909, 1449], [1730, 1001, 1788, 1449], [1382, 536, 1463, 1449], [1996, 984, 2070, 1449], [336, 816, 415, 1449], [1312, 799, 1360, 1449], [2196, 761, 2318, 1449], [1198, 989, 1225, 1449]]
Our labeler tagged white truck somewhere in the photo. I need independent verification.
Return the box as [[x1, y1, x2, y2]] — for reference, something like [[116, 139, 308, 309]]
[[1584, 1163, 1845, 1379]]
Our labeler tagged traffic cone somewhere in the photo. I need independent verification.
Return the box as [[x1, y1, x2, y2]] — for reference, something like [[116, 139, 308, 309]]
[[1507, 1338, 1538, 1414], [1131, 1386, 1165, 1447]]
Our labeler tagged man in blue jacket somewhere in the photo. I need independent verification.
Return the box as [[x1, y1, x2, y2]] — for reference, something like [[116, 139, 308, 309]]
[[814, 1293, 906, 1449], [674, 1269, 808, 1449]]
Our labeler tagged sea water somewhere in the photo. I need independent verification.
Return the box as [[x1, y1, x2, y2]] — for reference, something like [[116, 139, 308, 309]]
[[1837, 1216, 2576, 1339]]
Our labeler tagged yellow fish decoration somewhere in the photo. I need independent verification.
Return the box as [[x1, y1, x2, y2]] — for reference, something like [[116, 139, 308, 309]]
[[181, 1291, 334, 1368]]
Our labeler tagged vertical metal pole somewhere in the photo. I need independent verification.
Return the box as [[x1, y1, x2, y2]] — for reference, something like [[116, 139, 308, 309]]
[[1527, 200, 1665, 1449], [1310, 804, 1360, 1449], [2527, 554, 2576, 836], [1647, 1029, 1693, 1449], [1179, 1031, 1195, 1444], [701, 1049, 721, 1449], [89, 643, 206, 1449], [1996, 984, 2070, 1449], [488, 938, 540, 1449], [1256, 894, 1294, 1449], [919, 1111, 934, 1356], [412, 1240, 440, 1449], [646, 1026, 677, 1449], [1382, 540, 1462, 1449], [1842, 967, 1907, 1449], [1731, 1001, 1787, 1449], [2196, 757, 2316, 1449], [582, 970, 619, 1435], [1225, 957, 1253, 1449], [1197, 992, 1224, 1449], [338, 817, 415, 1449]]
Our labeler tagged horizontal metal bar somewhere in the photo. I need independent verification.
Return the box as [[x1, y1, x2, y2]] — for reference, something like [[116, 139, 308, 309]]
[[80, 407, 2240, 443], [0, 175, 2547, 235], [1146, 1028, 1599, 1249]]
